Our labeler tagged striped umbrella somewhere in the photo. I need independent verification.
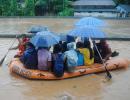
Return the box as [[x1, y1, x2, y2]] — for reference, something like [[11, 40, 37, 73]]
[[68, 26, 106, 38], [75, 17, 107, 28]]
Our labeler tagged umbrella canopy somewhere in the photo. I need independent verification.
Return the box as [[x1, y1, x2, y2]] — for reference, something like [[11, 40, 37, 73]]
[[30, 31, 60, 47], [28, 25, 49, 33], [75, 17, 107, 27], [58, 34, 67, 41], [68, 27, 106, 38]]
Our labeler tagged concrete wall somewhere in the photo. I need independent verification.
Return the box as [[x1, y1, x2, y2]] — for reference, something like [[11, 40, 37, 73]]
[[74, 12, 118, 17]]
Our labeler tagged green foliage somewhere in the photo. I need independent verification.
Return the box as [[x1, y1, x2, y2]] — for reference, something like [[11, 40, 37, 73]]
[[125, 0, 130, 4], [24, 0, 35, 16], [58, 8, 74, 16], [0, 0, 75, 16], [0, 0, 11, 16], [114, 0, 130, 4], [35, 0, 47, 6], [9, 0, 18, 16]]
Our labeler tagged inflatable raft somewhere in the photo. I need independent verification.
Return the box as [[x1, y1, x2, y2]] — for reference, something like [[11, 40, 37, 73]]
[[9, 58, 129, 80]]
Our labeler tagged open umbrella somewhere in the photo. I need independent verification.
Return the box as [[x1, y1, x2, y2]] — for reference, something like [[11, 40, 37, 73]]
[[28, 25, 49, 34], [68, 27, 106, 38], [68, 26, 111, 79], [30, 31, 60, 47], [75, 17, 107, 27]]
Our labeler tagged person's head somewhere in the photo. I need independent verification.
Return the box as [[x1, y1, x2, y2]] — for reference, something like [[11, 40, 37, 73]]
[[67, 42, 75, 50], [59, 41, 62, 45], [76, 42, 84, 49], [53, 44, 62, 53], [62, 41, 67, 52], [84, 40, 91, 48], [26, 42, 35, 49], [100, 40, 107, 45]]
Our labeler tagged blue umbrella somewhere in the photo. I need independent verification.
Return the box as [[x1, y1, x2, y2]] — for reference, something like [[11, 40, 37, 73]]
[[28, 25, 49, 34], [30, 31, 60, 47], [36, 31, 60, 41], [68, 27, 106, 38], [75, 17, 107, 27], [58, 34, 67, 41]]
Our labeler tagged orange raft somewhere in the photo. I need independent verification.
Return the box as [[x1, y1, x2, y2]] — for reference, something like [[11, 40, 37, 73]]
[[9, 58, 129, 80]]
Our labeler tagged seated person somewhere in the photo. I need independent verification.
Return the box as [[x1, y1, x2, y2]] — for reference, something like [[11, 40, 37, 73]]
[[53, 44, 64, 77], [10, 34, 30, 57], [77, 40, 94, 66], [94, 40, 112, 63], [37, 47, 52, 71], [63, 42, 78, 72], [62, 41, 67, 53], [53, 44, 62, 60], [20, 42, 38, 69], [76, 42, 84, 66]]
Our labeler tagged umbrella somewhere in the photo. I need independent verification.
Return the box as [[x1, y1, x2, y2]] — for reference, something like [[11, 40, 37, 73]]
[[58, 34, 67, 41], [75, 17, 107, 27], [68, 27, 106, 38], [28, 25, 49, 33], [36, 31, 60, 41], [30, 31, 60, 47]]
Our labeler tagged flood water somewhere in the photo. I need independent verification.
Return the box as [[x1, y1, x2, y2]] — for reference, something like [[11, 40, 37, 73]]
[[0, 18, 130, 100]]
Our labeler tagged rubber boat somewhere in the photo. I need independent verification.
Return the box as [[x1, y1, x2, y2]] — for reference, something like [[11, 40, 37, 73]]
[[9, 58, 129, 80]]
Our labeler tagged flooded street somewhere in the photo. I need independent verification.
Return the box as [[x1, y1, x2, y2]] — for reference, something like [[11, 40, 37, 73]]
[[0, 18, 130, 100]]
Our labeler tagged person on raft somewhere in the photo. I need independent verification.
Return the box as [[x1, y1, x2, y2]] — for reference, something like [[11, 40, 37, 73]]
[[20, 42, 38, 69], [37, 47, 52, 71], [10, 34, 29, 56], [94, 40, 119, 63]]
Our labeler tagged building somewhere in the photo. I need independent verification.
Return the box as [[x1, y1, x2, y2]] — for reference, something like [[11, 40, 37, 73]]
[[73, 0, 118, 17], [117, 4, 130, 18]]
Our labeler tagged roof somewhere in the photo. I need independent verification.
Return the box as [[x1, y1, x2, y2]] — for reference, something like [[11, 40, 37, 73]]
[[73, 0, 116, 6], [117, 4, 130, 13]]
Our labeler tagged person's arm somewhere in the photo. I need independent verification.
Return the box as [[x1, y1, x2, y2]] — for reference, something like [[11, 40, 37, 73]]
[[9, 38, 20, 50]]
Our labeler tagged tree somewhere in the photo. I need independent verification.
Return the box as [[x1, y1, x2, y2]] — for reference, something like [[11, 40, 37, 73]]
[[0, 0, 11, 16], [24, 0, 35, 16], [114, 0, 130, 4], [35, 0, 48, 15], [9, 0, 18, 16], [125, 0, 130, 4], [58, 0, 74, 16]]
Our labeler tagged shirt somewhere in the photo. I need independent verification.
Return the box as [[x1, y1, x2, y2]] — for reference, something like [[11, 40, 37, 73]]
[[64, 50, 78, 67], [78, 48, 94, 66], [18, 37, 30, 55], [38, 48, 52, 71]]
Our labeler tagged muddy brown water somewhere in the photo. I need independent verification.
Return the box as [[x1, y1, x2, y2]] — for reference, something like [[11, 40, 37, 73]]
[[0, 18, 130, 100]]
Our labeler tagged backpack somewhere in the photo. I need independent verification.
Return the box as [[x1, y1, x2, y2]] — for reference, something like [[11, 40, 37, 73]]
[[76, 50, 84, 66], [53, 53, 64, 77]]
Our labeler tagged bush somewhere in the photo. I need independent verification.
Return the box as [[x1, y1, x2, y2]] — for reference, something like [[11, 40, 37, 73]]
[[58, 8, 74, 16]]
